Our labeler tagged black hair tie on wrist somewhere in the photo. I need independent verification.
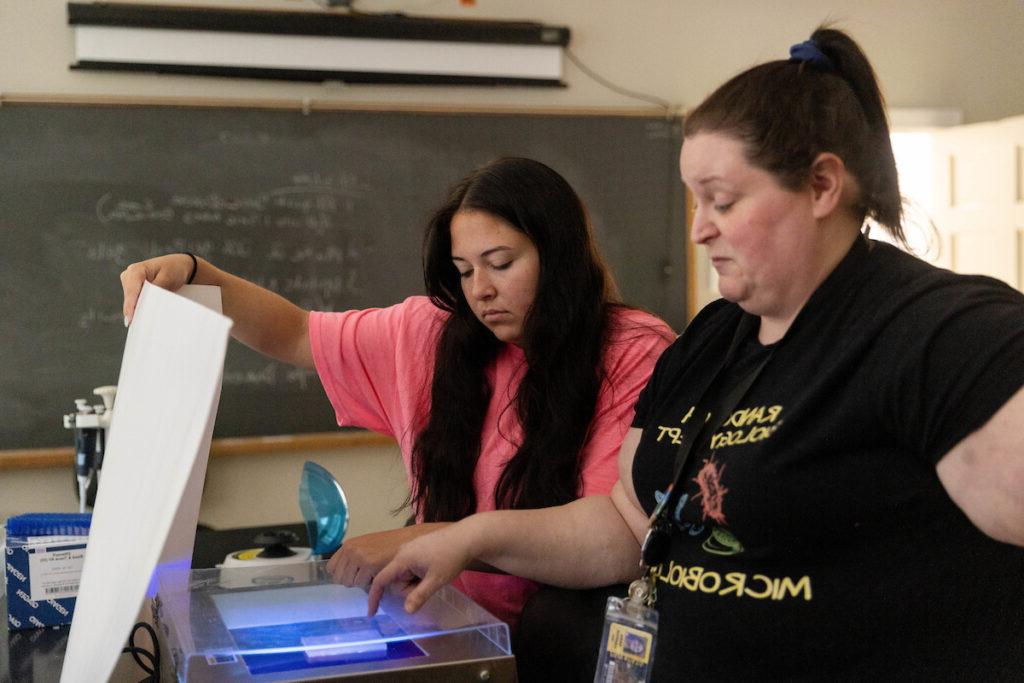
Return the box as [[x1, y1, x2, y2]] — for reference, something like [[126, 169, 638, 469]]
[[179, 252, 198, 285]]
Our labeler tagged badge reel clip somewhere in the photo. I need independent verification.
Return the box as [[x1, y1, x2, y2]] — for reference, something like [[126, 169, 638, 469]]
[[217, 461, 349, 586], [593, 520, 665, 683], [593, 576, 659, 683]]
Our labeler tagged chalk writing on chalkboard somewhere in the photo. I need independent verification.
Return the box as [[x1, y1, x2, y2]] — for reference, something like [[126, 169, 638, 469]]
[[0, 103, 685, 449]]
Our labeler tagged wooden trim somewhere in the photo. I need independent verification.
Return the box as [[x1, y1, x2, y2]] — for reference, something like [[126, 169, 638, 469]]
[[1017, 229, 1023, 291], [210, 431, 394, 457], [0, 449, 71, 471], [0, 93, 673, 118], [0, 431, 396, 472], [684, 187, 697, 321]]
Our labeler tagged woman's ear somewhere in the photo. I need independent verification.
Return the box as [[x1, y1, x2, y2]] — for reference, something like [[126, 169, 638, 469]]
[[808, 152, 847, 220]]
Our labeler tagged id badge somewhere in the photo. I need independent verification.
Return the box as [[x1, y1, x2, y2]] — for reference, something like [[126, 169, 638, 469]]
[[593, 595, 658, 683]]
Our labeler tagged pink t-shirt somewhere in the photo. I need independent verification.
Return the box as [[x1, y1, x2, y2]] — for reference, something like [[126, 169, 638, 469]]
[[309, 296, 673, 626]]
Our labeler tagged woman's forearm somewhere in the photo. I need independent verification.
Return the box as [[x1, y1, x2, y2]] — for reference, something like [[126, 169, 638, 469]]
[[189, 257, 314, 368], [122, 253, 314, 368], [369, 473, 648, 615], [461, 492, 644, 588]]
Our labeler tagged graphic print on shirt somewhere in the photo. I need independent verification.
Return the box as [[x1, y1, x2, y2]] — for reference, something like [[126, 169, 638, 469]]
[[710, 403, 785, 449], [652, 401, 788, 556], [692, 456, 728, 524], [651, 401, 812, 602]]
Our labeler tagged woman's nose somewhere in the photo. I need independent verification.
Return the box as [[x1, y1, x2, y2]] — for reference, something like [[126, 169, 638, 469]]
[[690, 205, 718, 244], [470, 271, 496, 300]]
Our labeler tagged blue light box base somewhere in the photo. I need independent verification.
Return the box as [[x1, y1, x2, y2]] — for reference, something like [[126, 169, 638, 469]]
[[232, 616, 425, 675], [153, 561, 514, 681]]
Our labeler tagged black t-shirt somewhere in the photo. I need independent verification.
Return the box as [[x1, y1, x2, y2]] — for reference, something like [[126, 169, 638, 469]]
[[632, 237, 1024, 680]]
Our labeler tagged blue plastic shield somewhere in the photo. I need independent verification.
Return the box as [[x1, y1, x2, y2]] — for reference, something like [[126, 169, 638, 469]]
[[299, 461, 349, 556]]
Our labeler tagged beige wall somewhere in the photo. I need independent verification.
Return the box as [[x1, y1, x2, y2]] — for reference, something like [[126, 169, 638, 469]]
[[196, 445, 409, 532], [2, 0, 1023, 122], [2, 0, 1023, 532], [0, 444, 410, 536]]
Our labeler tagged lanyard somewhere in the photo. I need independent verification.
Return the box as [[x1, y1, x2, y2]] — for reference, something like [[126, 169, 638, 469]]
[[640, 314, 775, 571], [603, 315, 773, 681]]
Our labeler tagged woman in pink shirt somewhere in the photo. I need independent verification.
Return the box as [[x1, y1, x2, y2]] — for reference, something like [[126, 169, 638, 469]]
[[121, 157, 674, 627]]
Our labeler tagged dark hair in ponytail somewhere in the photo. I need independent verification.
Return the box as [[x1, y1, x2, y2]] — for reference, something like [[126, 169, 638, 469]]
[[414, 157, 625, 521], [684, 26, 904, 243]]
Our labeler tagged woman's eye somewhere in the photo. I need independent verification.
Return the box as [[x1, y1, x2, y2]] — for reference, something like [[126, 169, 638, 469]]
[[492, 261, 512, 271], [713, 201, 734, 212], [457, 269, 472, 279]]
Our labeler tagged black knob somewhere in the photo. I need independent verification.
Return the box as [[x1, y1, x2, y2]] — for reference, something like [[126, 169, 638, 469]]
[[253, 530, 299, 558]]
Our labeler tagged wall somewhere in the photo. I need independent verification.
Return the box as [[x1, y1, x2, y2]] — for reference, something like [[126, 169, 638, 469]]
[[2, 0, 1023, 530], [930, 114, 1024, 288], [2, 0, 1024, 122], [0, 445, 410, 535]]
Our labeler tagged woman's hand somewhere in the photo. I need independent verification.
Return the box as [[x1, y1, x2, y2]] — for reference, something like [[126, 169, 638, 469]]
[[365, 485, 648, 616], [120, 253, 197, 324], [366, 523, 477, 616], [326, 523, 449, 590]]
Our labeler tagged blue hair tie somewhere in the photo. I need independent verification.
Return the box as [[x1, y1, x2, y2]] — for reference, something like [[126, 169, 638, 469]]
[[789, 40, 833, 70]]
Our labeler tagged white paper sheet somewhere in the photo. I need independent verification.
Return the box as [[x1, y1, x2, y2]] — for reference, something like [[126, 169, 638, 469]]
[[211, 584, 371, 630], [162, 285, 225, 586], [60, 283, 232, 683]]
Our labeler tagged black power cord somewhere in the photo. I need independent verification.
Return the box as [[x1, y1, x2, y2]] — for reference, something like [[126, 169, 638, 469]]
[[123, 621, 161, 682]]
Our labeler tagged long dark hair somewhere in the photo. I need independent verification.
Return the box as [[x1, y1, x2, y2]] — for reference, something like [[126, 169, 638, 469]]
[[684, 26, 904, 243], [413, 157, 621, 521]]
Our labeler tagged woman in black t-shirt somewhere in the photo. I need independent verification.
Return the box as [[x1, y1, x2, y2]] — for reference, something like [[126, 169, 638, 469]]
[[367, 26, 1024, 680]]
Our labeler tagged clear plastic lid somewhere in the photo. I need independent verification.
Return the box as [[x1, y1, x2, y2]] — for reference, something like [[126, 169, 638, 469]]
[[298, 460, 348, 556], [152, 562, 511, 682]]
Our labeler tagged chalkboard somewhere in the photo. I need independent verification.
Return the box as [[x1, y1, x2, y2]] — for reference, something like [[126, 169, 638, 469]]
[[0, 102, 686, 449]]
